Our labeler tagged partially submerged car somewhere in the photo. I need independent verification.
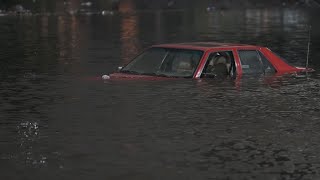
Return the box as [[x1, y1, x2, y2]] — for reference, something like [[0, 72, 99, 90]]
[[106, 42, 314, 80]]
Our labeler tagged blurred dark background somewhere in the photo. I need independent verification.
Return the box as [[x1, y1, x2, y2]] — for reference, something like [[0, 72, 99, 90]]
[[0, 0, 319, 13]]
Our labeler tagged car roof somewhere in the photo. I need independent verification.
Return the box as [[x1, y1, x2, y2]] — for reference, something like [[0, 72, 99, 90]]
[[152, 42, 261, 51]]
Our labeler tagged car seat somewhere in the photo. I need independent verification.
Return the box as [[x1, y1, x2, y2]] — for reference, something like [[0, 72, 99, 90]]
[[213, 55, 229, 76], [204, 54, 229, 77]]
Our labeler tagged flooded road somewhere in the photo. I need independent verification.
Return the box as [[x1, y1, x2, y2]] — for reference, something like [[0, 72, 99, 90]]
[[1, 7, 320, 180]]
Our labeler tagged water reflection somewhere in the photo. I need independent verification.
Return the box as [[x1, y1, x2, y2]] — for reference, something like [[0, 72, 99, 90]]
[[57, 14, 81, 73], [120, 0, 140, 64]]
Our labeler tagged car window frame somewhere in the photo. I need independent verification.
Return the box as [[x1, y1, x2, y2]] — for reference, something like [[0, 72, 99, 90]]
[[237, 49, 277, 75], [198, 49, 237, 78], [258, 50, 277, 74]]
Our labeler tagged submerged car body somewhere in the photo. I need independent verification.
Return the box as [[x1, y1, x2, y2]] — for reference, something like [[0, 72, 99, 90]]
[[108, 42, 314, 79]]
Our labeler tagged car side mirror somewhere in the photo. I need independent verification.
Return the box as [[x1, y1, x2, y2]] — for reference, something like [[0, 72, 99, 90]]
[[118, 66, 123, 71]]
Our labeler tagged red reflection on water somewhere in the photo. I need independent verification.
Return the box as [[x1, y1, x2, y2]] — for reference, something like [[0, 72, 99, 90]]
[[120, 0, 140, 64], [40, 16, 48, 37], [57, 15, 79, 63], [119, 0, 135, 14]]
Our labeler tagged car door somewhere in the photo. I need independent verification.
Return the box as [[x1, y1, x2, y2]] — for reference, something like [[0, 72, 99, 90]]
[[199, 50, 237, 78]]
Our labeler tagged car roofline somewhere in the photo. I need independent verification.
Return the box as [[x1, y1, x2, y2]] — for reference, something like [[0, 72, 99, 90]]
[[151, 42, 261, 51]]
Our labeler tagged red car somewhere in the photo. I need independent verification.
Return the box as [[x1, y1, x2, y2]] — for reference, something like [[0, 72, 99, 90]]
[[106, 42, 314, 80]]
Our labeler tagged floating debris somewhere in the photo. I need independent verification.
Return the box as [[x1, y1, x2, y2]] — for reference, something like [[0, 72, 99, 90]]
[[101, 10, 114, 16], [102, 75, 110, 80]]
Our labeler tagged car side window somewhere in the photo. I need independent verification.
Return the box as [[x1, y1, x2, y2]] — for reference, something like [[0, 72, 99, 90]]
[[238, 50, 276, 74], [238, 50, 264, 74], [201, 51, 235, 78]]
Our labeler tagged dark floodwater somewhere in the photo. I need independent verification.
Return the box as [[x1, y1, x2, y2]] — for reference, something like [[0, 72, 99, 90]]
[[1, 8, 320, 180]]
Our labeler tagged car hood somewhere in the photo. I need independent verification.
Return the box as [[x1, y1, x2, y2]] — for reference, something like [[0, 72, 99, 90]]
[[295, 66, 315, 73], [108, 72, 169, 80]]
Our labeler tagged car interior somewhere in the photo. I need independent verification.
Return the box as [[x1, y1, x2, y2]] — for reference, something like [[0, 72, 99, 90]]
[[201, 51, 235, 78]]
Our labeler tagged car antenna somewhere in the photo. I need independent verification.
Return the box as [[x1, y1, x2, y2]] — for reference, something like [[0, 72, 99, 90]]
[[306, 25, 311, 73]]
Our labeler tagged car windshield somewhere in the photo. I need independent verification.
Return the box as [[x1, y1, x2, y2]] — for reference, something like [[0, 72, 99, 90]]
[[121, 47, 203, 78]]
